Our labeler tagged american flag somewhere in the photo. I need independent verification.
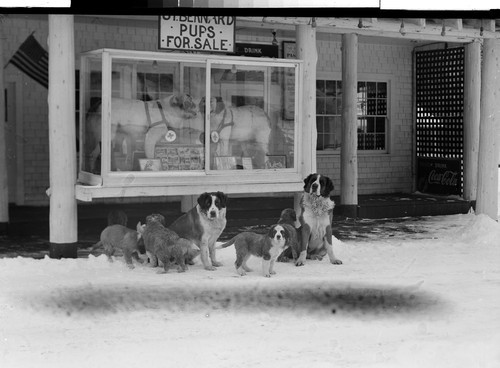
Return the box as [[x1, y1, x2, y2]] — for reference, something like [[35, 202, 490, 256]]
[[8, 33, 48, 89]]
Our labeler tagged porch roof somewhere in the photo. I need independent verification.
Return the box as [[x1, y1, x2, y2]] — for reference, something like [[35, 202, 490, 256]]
[[237, 17, 500, 43]]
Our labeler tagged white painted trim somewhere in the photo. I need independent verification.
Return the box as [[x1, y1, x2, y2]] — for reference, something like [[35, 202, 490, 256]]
[[6, 74, 24, 205]]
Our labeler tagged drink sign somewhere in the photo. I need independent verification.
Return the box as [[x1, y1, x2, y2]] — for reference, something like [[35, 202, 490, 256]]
[[159, 16, 235, 53], [417, 157, 461, 196]]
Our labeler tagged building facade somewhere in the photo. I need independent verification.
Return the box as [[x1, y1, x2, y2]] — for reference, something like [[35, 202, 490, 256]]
[[2, 14, 416, 206]]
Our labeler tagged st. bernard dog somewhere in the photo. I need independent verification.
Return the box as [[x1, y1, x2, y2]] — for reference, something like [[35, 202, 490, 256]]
[[86, 93, 200, 172], [218, 224, 288, 277], [168, 192, 228, 271], [296, 173, 342, 266], [199, 96, 272, 169]]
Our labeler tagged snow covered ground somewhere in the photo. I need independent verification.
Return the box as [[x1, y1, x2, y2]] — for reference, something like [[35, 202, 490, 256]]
[[1, 213, 499, 368]]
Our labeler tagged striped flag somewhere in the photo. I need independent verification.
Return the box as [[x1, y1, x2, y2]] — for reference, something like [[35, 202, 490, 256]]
[[8, 34, 48, 89]]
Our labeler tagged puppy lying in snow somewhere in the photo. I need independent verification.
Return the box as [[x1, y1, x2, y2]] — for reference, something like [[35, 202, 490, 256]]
[[137, 214, 200, 273], [92, 224, 145, 269], [218, 224, 288, 277]]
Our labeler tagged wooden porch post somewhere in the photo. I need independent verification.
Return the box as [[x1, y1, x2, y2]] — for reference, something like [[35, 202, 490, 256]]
[[0, 22, 8, 234], [294, 23, 317, 215], [48, 15, 78, 258], [463, 41, 481, 203], [340, 33, 358, 217], [476, 38, 500, 220]]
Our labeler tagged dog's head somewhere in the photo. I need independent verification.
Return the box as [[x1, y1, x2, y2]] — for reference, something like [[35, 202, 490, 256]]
[[279, 208, 297, 224], [268, 224, 287, 247], [145, 213, 166, 226], [169, 93, 199, 119], [199, 96, 225, 115], [197, 191, 228, 220], [303, 173, 334, 197]]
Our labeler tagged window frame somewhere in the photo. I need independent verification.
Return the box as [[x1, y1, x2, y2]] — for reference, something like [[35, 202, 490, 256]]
[[316, 72, 393, 155], [76, 48, 304, 196]]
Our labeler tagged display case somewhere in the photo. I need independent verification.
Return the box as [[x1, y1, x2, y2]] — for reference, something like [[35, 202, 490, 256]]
[[76, 49, 303, 201]]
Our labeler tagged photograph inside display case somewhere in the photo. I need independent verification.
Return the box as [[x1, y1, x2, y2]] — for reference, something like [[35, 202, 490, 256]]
[[81, 54, 297, 176]]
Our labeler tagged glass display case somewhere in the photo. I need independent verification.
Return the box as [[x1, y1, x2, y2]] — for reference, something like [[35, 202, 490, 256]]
[[77, 49, 303, 199]]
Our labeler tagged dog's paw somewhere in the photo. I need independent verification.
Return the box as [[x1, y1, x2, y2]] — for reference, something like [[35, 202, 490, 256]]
[[205, 265, 217, 271], [264, 273, 271, 278], [295, 260, 305, 267], [331, 259, 343, 265], [126, 263, 135, 269], [211, 261, 223, 267]]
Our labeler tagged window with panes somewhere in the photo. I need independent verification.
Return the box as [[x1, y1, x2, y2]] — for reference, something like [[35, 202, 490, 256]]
[[316, 79, 388, 152]]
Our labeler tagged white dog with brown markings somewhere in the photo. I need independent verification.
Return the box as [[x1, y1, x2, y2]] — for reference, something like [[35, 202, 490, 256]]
[[86, 93, 201, 172], [218, 224, 288, 277], [296, 173, 343, 266], [169, 192, 228, 271]]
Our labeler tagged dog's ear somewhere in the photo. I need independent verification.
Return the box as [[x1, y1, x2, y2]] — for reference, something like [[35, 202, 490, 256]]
[[197, 192, 211, 207], [267, 225, 277, 238], [216, 191, 228, 208], [303, 173, 315, 192], [136, 221, 145, 234], [170, 94, 182, 108], [198, 96, 206, 114], [323, 176, 334, 197], [215, 97, 225, 114]]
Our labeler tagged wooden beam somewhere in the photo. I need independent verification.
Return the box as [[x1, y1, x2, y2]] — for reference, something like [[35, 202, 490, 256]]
[[48, 15, 78, 258], [404, 18, 426, 27], [463, 41, 481, 202], [237, 17, 499, 42], [340, 33, 358, 216], [294, 23, 317, 218], [476, 38, 500, 220], [296, 23, 317, 177], [0, 21, 8, 231]]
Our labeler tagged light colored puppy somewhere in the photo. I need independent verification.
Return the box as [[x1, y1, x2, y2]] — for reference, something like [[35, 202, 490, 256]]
[[218, 224, 288, 277]]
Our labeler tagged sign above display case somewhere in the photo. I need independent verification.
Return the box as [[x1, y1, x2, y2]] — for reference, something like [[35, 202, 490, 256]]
[[159, 16, 235, 53]]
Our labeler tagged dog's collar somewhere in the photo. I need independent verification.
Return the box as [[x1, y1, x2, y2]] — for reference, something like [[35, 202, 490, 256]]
[[210, 108, 235, 143], [145, 100, 173, 131]]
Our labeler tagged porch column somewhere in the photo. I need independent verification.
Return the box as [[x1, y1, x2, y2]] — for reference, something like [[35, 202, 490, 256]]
[[463, 41, 481, 203], [294, 23, 317, 215], [476, 38, 500, 220], [48, 15, 78, 258], [0, 23, 8, 234], [340, 33, 358, 217]]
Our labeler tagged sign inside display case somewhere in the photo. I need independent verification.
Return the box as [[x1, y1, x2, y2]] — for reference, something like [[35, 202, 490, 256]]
[[77, 49, 304, 200]]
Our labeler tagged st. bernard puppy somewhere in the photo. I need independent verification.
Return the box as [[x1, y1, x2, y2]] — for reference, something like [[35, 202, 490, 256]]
[[218, 224, 288, 277], [296, 173, 342, 266], [168, 192, 228, 271]]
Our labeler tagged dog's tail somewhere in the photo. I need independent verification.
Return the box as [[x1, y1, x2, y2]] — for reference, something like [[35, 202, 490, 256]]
[[216, 237, 236, 249], [91, 240, 103, 251]]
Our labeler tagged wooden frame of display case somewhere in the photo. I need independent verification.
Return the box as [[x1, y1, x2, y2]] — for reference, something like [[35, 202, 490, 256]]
[[75, 48, 304, 201]]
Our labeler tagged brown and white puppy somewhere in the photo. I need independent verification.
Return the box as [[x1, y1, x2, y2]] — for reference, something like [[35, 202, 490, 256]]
[[218, 224, 288, 277], [169, 192, 228, 271], [276, 208, 301, 263], [297, 173, 342, 266]]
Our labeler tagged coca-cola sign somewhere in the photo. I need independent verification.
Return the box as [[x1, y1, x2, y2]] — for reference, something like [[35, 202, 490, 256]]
[[417, 158, 461, 196]]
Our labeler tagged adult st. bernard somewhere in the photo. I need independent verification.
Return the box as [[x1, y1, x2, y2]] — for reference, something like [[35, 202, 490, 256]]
[[296, 173, 342, 266], [168, 192, 228, 271]]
